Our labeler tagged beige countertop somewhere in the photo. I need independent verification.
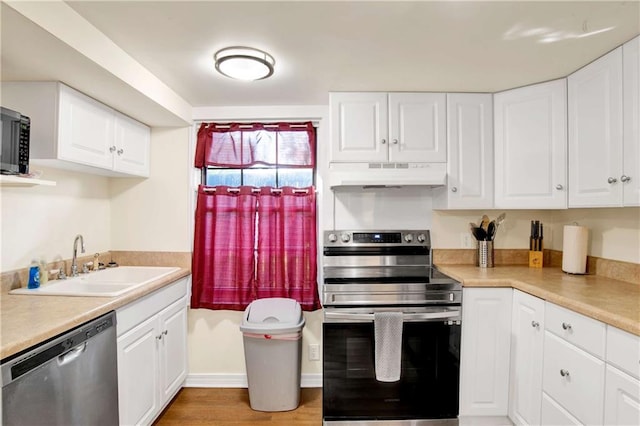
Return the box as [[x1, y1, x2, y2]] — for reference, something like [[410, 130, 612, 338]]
[[1, 268, 191, 360], [437, 264, 640, 336]]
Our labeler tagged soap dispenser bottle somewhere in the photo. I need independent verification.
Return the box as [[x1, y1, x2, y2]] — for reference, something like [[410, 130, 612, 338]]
[[28, 260, 40, 289]]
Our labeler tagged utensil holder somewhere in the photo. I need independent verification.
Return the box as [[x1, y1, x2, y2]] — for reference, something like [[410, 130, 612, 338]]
[[477, 241, 494, 268], [529, 251, 544, 268]]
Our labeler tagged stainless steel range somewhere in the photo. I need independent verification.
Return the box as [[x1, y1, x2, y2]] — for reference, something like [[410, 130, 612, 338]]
[[322, 230, 462, 425]]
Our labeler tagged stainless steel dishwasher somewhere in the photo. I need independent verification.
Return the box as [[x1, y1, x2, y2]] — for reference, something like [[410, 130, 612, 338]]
[[2, 311, 119, 425]]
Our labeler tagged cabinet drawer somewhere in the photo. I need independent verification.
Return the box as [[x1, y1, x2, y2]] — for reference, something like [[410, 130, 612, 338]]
[[606, 326, 640, 380], [604, 365, 640, 426], [545, 302, 606, 358], [117, 278, 188, 336], [541, 392, 582, 426], [543, 331, 605, 425]]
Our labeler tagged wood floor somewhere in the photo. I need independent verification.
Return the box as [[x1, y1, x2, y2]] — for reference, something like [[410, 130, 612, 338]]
[[153, 388, 322, 425]]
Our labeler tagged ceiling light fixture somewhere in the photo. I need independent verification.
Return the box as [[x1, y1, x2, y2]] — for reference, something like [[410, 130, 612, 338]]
[[214, 46, 275, 81]]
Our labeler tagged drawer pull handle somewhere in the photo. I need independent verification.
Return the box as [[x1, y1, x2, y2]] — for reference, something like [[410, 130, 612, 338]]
[[562, 322, 572, 331], [531, 321, 540, 328], [560, 369, 570, 377]]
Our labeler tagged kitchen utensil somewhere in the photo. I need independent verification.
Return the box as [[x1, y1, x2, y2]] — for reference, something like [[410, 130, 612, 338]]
[[495, 212, 506, 228], [480, 215, 490, 231], [471, 226, 486, 241], [487, 221, 496, 240]]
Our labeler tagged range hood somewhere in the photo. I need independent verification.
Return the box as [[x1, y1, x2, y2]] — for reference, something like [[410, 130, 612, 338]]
[[328, 162, 447, 189]]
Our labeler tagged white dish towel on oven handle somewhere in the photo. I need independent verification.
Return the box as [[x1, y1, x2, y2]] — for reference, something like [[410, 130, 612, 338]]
[[374, 311, 403, 382]]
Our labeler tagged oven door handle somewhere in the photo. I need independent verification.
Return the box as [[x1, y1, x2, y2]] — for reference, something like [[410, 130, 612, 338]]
[[324, 310, 460, 322]]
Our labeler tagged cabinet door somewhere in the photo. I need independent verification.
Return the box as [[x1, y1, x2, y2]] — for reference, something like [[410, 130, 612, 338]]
[[158, 297, 188, 403], [541, 393, 582, 426], [604, 365, 640, 426], [569, 46, 624, 207], [117, 315, 160, 426], [330, 92, 388, 162], [623, 36, 640, 206], [114, 112, 150, 177], [459, 288, 513, 416], [494, 79, 567, 209], [509, 290, 545, 426], [389, 93, 446, 162], [439, 93, 493, 209], [58, 84, 115, 170]]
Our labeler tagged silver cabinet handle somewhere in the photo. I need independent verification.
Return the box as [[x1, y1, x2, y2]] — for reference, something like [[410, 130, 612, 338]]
[[608, 177, 618, 184], [117, 149, 124, 155], [156, 335, 162, 340], [560, 369, 570, 377], [556, 184, 563, 190], [451, 187, 458, 193], [381, 139, 387, 145], [109, 146, 116, 153], [162, 330, 168, 336], [392, 139, 399, 145], [531, 321, 540, 328], [621, 175, 631, 183], [562, 322, 572, 330]]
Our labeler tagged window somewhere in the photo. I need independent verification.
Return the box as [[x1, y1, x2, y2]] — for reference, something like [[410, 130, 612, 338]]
[[191, 122, 320, 312]]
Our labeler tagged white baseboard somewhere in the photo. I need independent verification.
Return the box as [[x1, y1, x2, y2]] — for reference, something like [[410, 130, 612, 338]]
[[184, 373, 322, 388]]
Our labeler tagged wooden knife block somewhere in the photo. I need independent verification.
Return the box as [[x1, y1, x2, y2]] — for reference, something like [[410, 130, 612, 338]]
[[529, 251, 544, 268]]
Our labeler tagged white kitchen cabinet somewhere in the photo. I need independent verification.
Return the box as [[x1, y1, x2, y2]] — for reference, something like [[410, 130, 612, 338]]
[[622, 36, 640, 206], [1, 81, 150, 177], [568, 46, 624, 207], [494, 79, 567, 209], [117, 278, 188, 426], [330, 92, 446, 163], [459, 288, 513, 416], [509, 290, 545, 426], [114, 112, 151, 177], [542, 302, 606, 425], [604, 365, 640, 426], [433, 93, 494, 209]]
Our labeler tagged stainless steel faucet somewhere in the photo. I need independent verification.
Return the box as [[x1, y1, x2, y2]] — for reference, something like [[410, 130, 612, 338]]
[[71, 234, 85, 277]]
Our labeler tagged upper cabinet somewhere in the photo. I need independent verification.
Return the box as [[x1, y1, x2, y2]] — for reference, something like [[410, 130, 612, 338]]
[[623, 36, 640, 206], [494, 79, 568, 209], [330, 92, 446, 163], [568, 37, 639, 208], [2, 82, 150, 178], [433, 93, 494, 209], [568, 47, 624, 207]]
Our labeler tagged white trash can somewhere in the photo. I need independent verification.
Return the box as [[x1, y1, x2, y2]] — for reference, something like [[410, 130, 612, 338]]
[[240, 297, 305, 412]]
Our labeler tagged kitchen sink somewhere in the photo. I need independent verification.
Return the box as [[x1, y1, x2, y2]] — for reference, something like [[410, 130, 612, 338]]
[[9, 266, 181, 297]]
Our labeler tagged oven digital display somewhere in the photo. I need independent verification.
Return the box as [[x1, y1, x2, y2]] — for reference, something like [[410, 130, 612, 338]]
[[352, 232, 401, 243]]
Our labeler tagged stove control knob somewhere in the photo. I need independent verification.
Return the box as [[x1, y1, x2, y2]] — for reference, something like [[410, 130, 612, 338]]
[[417, 233, 426, 243], [404, 233, 414, 243], [328, 233, 338, 243], [340, 233, 351, 243]]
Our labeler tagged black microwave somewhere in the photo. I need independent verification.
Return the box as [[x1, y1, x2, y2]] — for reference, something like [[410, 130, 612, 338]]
[[1, 106, 30, 175]]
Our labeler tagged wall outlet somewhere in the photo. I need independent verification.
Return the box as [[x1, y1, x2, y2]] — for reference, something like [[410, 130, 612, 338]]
[[309, 343, 320, 361], [461, 232, 474, 248]]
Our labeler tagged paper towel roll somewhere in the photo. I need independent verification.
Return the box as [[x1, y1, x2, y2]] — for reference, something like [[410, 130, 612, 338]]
[[562, 225, 589, 274]]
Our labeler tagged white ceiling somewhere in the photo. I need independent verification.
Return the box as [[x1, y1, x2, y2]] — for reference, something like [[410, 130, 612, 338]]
[[2, 1, 640, 116]]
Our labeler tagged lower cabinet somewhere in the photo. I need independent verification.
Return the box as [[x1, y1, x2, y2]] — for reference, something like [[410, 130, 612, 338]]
[[463, 287, 640, 426], [509, 290, 545, 426], [459, 288, 513, 416], [116, 278, 188, 426]]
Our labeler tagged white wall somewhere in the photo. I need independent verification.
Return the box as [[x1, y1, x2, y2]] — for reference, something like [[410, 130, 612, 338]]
[[0, 167, 111, 272], [110, 127, 191, 251]]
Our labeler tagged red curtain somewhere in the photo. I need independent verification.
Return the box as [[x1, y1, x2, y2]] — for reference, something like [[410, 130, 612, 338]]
[[191, 186, 258, 310], [195, 122, 315, 168], [191, 185, 321, 311], [256, 187, 320, 310]]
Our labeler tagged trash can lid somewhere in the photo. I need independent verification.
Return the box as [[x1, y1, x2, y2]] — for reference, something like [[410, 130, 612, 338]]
[[240, 298, 305, 333]]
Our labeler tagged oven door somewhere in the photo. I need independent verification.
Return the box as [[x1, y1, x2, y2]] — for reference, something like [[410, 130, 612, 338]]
[[323, 308, 461, 423]]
